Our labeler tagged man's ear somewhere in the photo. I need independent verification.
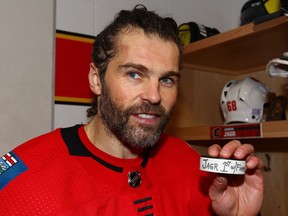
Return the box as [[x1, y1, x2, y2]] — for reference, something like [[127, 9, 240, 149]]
[[88, 63, 102, 95]]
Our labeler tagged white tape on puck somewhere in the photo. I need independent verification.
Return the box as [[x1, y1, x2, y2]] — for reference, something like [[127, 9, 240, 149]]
[[200, 156, 246, 175]]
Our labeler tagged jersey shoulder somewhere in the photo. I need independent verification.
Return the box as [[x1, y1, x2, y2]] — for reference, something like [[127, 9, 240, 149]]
[[0, 128, 66, 190]]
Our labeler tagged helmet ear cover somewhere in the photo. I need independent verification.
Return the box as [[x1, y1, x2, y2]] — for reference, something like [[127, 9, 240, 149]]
[[220, 77, 274, 124]]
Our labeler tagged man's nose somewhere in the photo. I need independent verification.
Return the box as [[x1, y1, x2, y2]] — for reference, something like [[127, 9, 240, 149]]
[[140, 80, 161, 104]]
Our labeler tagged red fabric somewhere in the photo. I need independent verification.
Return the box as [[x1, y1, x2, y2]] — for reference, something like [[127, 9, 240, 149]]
[[0, 126, 214, 215], [55, 37, 93, 99]]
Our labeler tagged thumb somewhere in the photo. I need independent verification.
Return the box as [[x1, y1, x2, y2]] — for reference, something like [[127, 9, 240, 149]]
[[209, 176, 228, 201], [209, 176, 238, 216]]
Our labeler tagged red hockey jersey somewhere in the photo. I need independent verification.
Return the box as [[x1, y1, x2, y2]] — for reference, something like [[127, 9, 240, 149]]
[[0, 125, 214, 215]]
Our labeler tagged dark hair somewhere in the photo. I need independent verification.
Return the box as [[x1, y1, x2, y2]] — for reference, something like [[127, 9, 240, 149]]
[[87, 4, 183, 117]]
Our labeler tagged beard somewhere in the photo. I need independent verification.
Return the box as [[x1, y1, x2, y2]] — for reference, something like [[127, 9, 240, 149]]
[[99, 81, 174, 149]]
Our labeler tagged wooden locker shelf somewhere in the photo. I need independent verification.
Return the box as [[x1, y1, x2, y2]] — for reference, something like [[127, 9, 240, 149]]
[[182, 16, 288, 75]]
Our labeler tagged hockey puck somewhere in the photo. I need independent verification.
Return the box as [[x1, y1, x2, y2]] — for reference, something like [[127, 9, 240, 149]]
[[200, 156, 246, 175]]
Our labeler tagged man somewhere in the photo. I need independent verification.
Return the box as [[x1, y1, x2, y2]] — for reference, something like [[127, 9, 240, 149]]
[[0, 5, 263, 216]]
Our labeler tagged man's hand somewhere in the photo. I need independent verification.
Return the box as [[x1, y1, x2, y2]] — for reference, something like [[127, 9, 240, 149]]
[[208, 140, 264, 216]]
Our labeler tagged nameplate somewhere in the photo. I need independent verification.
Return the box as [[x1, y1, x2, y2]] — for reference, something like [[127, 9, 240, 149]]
[[210, 123, 261, 139]]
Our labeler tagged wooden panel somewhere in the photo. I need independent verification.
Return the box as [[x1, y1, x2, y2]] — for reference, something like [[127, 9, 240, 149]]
[[262, 121, 288, 138], [257, 152, 288, 216]]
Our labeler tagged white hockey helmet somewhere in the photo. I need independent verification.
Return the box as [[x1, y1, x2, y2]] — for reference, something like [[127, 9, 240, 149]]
[[220, 77, 273, 124]]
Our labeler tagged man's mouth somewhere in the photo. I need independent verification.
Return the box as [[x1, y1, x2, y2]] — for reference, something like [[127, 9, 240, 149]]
[[132, 113, 160, 125], [138, 113, 157, 119]]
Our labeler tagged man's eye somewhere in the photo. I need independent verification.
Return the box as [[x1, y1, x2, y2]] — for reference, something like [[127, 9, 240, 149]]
[[160, 77, 174, 86], [128, 72, 141, 79]]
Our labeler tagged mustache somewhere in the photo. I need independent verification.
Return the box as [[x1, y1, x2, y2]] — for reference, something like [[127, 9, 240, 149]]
[[126, 102, 167, 116]]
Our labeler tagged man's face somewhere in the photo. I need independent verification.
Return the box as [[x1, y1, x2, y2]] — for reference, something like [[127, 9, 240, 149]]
[[99, 29, 180, 149]]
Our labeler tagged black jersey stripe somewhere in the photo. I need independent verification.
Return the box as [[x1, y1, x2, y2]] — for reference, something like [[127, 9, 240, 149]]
[[60, 125, 123, 172], [133, 196, 153, 204], [60, 125, 151, 173]]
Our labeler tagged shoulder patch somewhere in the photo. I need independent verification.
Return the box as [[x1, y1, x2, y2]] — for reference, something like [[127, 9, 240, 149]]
[[0, 151, 28, 190]]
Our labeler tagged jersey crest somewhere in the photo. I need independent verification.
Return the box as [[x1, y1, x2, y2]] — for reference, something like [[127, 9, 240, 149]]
[[0, 151, 28, 190]]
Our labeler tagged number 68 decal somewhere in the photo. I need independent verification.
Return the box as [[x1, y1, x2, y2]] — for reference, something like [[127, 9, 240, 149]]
[[227, 100, 237, 111]]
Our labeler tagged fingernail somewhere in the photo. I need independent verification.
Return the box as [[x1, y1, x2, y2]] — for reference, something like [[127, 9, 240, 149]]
[[208, 149, 217, 155], [220, 148, 229, 156], [234, 149, 243, 157]]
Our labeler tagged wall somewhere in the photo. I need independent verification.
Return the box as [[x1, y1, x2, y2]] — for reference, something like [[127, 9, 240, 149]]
[[56, 0, 247, 35], [0, 1, 55, 155]]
